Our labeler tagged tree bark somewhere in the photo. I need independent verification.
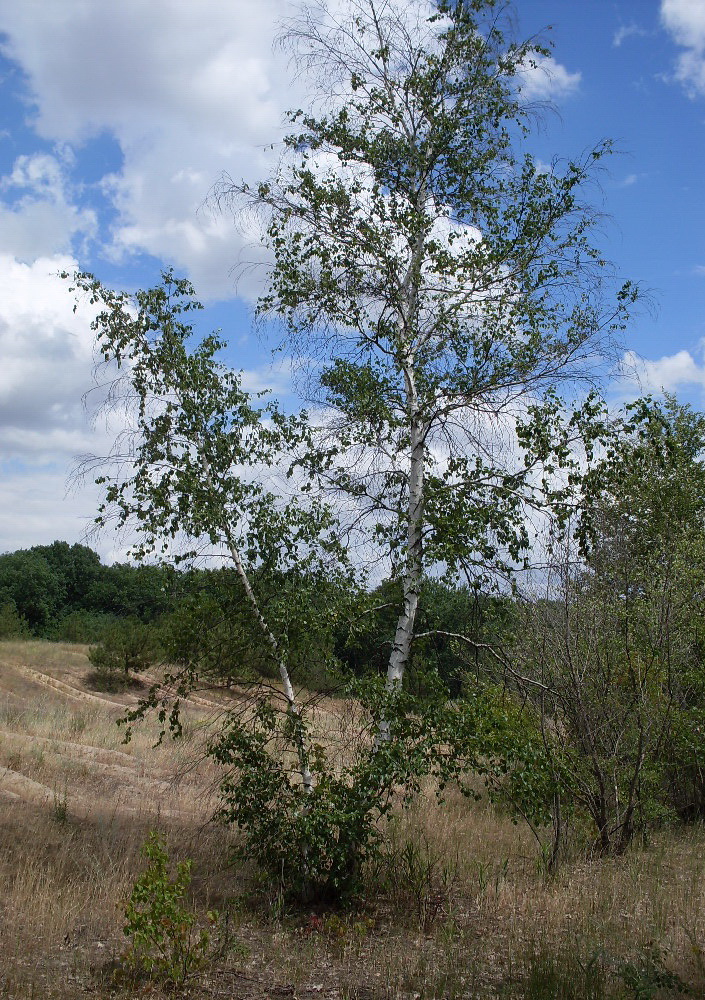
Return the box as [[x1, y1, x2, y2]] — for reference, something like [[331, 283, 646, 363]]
[[378, 387, 425, 743], [200, 451, 313, 793]]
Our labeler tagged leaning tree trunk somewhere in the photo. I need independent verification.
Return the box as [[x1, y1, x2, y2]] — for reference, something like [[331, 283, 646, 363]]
[[200, 451, 313, 793]]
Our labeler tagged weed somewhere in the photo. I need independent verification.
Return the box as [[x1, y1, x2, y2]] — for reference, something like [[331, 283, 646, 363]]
[[52, 785, 69, 824], [383, 836, 461, 932], [616, 945, 691, 998], [520, 943, 608, 1000], [119, 831, 221, 989]]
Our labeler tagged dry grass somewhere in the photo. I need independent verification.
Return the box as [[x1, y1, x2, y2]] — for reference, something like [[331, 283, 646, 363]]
[[1, 639, 705, 998]]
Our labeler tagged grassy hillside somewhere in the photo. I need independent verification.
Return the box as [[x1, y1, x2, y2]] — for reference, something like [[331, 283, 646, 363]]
[[1, 640, 705, 998]]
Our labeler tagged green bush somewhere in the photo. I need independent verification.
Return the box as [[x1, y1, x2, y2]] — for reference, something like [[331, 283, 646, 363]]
[[52, 610, 117, 643], [122, 832, 218, 988], [88, 618, 158, 689], [212, 682, 446, 905], [0, 600, 29, 639]]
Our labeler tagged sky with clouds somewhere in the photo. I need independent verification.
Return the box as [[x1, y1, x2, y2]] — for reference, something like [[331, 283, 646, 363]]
[[0, 0, 703, 560]]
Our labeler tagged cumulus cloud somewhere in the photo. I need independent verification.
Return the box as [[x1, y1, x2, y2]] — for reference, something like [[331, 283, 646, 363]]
[[622, 345, 705, 395], [0, 252, 294, 556], [0, 152, 96, 262], [661, 0, 705, 96], [0, 1, 584, 297], [0, 254, 118, 555], [0, 254, 102, 457], [0, 0, 302, 298], [516, 54, 581, 101]]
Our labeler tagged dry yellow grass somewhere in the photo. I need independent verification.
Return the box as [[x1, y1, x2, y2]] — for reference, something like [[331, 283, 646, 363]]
[[1, 638, 705, 999]]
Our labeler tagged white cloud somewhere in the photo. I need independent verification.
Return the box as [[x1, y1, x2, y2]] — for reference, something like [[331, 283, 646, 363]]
[[0, 2, 583, 296], [0, 253, 124, 555], [613, 24, 649, 48], [617, 172, 647, 188], [0, 152, 96, 262], [0, 252, 303, 555], [0, 469, 105, 558], [0, 254, 102, 454], [622, 346, 705, 394], [517, 54, 582, 101], [661, 0, 705, 95], [0, 0, 301, 298]]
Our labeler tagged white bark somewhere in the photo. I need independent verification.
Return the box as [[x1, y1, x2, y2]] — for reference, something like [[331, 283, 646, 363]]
[[378, 367, 426, 743], [376, 163, 430, 743], [200, 452, 313, 793]]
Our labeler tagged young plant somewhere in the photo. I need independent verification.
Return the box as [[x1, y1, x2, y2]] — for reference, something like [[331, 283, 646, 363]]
[[122, 832, 218, 988], [88, 617, 158, 689]]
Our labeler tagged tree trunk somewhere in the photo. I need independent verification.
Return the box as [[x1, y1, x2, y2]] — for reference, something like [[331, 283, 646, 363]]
[[200, 451, 313, 793], [378, 402, 425, 743]]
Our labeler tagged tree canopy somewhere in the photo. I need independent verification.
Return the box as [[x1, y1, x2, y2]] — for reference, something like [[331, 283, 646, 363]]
[[219, 0, 637, 709]]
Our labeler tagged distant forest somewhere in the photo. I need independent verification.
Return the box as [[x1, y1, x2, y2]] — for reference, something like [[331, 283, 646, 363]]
[[0, 540, 506, 695]]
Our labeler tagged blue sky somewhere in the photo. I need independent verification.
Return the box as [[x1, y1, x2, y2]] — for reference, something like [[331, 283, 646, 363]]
[[0, 0, 703, 559]]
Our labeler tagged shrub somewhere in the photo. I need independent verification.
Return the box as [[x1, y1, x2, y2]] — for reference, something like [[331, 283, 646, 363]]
[[122, 832, 218, 988], [0, 600, 29, 639], [52, 610, 116, 643], [88, 618, 158, 689]]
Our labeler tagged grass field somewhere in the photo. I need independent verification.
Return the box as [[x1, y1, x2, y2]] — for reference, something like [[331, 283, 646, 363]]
[[1, 639, 704, 998]]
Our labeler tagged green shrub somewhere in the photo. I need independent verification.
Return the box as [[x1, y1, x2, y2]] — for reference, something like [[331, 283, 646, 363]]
[[122, 832, 218, 988], [52, 610, 117, 643], [212, 682, 445, 905], [0, 600, 29, 639], [88, 618, 158, 689]]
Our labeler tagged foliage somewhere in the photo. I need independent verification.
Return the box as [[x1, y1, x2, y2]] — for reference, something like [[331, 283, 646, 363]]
[[88, 618, 159, 688], [0, 549, 66, 631], [0, 600, 29, 639], [338, 578, 516, 697], [122, 832, 218, 988], [0, 541, 180, 638], [51, 609, 117, 643], [211, 680, 442, 903], [31, 541, 102, 612], [438, 679, 561, 849], [68, 0, 639, 903], [615, 946, 691, 999], [509, 397, 705, 855], [225, 0, 637, 709], [159, 565, 355, 694]]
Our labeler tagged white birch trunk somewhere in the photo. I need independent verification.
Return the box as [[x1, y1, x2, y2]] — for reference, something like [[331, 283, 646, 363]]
[[377, 176, 428, 743], [200, 453, 313, 793], [378, 378, 425, 743]]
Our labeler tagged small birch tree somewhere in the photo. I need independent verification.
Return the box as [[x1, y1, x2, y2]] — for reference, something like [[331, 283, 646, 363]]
[[70, 270, 438, 901], [221, 0, 636, 721], [70, 270, 346, 798]]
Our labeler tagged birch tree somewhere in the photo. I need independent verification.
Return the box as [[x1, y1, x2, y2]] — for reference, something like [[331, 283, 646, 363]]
[[68, 0, 639, 898], [69, 269, 433, 901], [222, 0, 636, 725], [69, 270, 346, 796]]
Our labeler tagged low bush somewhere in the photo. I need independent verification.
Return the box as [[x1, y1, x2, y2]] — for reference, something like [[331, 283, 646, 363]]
[[120, 832, 220, 989], [88, 618, 159, 690]]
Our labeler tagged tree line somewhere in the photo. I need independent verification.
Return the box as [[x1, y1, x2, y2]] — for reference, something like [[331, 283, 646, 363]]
[[0, 536, 509, 694]]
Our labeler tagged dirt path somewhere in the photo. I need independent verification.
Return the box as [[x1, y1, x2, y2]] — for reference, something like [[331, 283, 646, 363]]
[[0, 729, 136, 766], [9, 663, 127, 709]]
